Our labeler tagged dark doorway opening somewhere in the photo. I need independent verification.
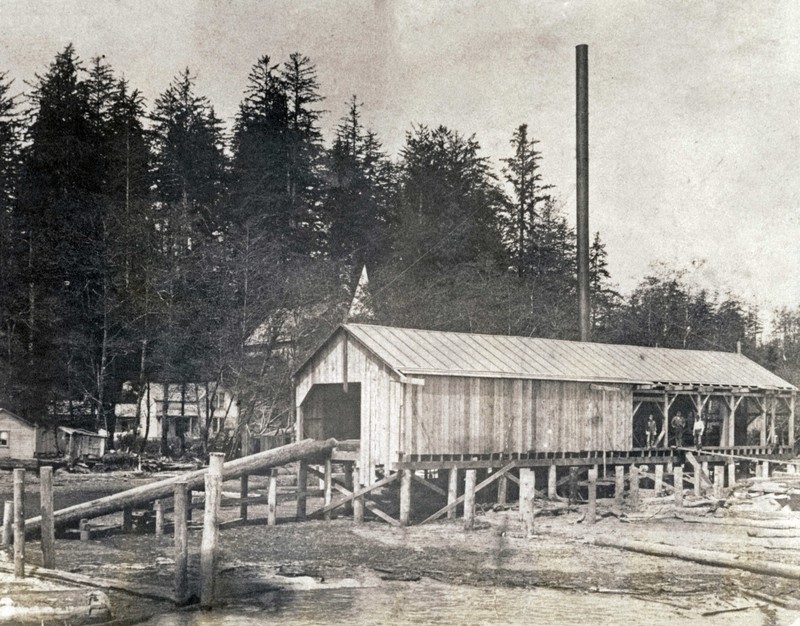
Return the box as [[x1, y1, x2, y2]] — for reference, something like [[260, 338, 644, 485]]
[[302, 383, 361, 441]]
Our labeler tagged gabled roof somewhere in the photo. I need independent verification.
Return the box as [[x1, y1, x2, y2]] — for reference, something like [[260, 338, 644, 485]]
[[0, 408, 35, 428], [330, 324, 795, 391]]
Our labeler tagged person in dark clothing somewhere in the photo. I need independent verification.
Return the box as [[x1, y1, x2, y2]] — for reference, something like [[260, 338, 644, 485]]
[[671, 411, 686, 447]]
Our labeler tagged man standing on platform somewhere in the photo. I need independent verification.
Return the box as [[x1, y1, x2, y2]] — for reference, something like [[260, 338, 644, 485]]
[[671, 411, 686, 448], [646, 414, 658, 448], [693, 413, 705, 449]]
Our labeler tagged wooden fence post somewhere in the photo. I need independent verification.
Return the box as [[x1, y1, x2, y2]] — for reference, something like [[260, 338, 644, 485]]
[[174, 481, 188, 605], [400, 469, 412, 526], [463, 469, 477, 530], [519, 468, 536, 537], [1, 501, 11, 547], [614, 466, 625, 507], [79, 519, 90, 542], [447, 468, 458, 520], [122, 506, 133, 533], [154, 500, 164, 537], [267, 470, 278, 526], [200, 452, 224, 609], [323, 459, 333, 522], [13, 468, 24, 578], [587, 467, 598, 525], [186, 489, 193, 522], [674, 467, 683, 507], [296, 462, 308, 521], [40, 466, 55, 569], [239, 473, 249, 522]]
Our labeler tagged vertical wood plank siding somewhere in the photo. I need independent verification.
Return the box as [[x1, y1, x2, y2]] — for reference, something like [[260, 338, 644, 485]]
[[407, 376, 632, 455], [296, 332, 633, 484]]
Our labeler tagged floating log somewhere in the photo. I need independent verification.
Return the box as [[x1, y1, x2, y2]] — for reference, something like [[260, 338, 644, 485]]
[[25, 438, 337, 533], [593, 536, 800, 580]]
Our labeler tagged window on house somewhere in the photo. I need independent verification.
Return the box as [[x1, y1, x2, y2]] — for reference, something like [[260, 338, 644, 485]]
[[0, 431, 8, 447]]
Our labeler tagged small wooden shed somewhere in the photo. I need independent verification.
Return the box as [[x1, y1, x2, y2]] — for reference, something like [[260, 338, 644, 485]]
[[0, 408, 41, 460], [294, 324, 796, 486]]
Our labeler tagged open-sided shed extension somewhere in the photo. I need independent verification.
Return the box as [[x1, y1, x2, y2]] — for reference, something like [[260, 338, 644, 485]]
[[294, 324, 796, 486]]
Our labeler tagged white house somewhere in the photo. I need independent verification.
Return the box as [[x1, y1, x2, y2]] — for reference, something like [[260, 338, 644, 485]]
[[116, 382, 238, 441]]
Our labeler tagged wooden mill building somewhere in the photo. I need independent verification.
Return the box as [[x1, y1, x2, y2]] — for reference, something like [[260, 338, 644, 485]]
[[295, 324, 796, 489]]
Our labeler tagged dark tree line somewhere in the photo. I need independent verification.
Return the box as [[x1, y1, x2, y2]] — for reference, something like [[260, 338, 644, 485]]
[[0, 45, 794, 453]]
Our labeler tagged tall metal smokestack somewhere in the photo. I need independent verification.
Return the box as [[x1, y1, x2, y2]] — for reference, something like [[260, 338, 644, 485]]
[[576, 44, 591, 342]]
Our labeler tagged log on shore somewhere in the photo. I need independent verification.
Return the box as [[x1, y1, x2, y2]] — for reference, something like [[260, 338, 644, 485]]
[[677, 515, 800, 529], [746, 528, 800, 538], [25, 438, 337, 533], [593, 536, 800, 580]]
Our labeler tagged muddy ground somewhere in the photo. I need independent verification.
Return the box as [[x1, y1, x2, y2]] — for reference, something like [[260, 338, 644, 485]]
[[2, 469, 800, 624]]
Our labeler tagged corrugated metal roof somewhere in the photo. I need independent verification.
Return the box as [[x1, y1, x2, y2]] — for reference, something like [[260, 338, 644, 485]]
[[343, 324, 795, 390]]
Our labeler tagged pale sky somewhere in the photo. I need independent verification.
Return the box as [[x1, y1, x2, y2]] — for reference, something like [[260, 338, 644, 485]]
[[2, 0, 799, 314]]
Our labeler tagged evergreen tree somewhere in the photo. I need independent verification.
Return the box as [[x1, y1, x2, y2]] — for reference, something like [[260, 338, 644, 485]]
[[589, 232, 621, 340], [16, 44, 103, 422], [279, 53, 326, 255], [230, 55, 290, 231], [150, 69, 227, 239], [501, 124, 551, 277], [325, 96, 395, 269], [0, 72, 22, 408]]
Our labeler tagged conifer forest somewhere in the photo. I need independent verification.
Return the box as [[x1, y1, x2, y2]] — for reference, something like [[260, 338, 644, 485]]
[[0, 46, 798, 452]]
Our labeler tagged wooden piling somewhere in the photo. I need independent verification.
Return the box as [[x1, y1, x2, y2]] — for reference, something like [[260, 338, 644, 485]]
[[763, 461, 770, 478], [40, 466, 55, 569], [323, 459, 333, 522], [694, 467, 702, 497], [173, 481, 188, 604], [614, 465, 625, 507], [296, 461, 308, 521], [463, 469, 477, 530], [568, 467, 579, 504], [713, 468, 723, 500], [629, 465, 640, 508], [654, 465, 663, 496], [13, 468, 24, 578], [548, 465, 557, 499], [727, 462, 736, 487], [1, 501, 11, 546], [400, 469, 412, 526], [186, 489, 193, 522], [267, 470, 278, 526], [353, 478, 364, 524], [447, 468, 458, 520], [674, 467, 683, 507], [200, 452, 224, 609], [154, 500, 164, 537], [519, 468, 536, 537], [587, 467, 597, 525], [497, 474, 508, 506]]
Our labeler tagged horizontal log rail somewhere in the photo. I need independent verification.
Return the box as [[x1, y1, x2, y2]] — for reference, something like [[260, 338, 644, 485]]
[[25, 438, 337, 533]]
